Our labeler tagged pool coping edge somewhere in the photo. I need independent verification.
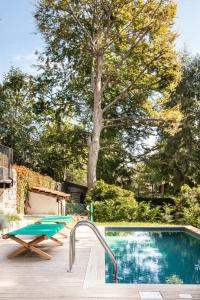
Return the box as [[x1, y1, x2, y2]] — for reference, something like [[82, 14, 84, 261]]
[[83, 225, 200, 290]]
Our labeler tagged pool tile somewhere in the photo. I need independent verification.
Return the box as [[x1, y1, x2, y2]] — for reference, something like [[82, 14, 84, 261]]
[[139, 291, 163, 299], [179, 294, 192, 299]]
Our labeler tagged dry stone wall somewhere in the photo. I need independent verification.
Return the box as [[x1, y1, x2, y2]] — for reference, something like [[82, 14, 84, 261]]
[[0, 169, 17, 215]]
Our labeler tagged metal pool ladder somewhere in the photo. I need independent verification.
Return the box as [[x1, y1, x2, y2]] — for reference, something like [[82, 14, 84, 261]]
[[68, 220, 118, 282]]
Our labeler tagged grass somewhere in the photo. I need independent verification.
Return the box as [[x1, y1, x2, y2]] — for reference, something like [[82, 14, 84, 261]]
[[95, 221, 179, 227]]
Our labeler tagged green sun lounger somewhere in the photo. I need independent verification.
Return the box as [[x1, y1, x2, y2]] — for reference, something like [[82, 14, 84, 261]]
[[3, 223, 65, 260], [35, 215, 76, 238], [36, 215, 74, 224]]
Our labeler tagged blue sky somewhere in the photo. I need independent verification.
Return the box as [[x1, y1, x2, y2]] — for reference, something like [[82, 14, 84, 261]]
[[0, 0, 200, 81]]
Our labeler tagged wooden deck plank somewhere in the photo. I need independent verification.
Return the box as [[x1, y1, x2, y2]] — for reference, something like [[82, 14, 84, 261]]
[[0, 226, 200, 300]]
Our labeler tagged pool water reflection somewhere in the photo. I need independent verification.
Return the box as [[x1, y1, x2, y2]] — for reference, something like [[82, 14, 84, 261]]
[[105, 230, 200, 284]]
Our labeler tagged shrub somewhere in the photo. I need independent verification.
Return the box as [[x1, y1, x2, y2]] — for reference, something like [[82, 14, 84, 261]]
[[136, 201, 163, 223], [174, 184, 200, 228], [86, 181, 138, 222], [6, 214, 21, 222], [86, 180, 134, 203], [160, 204, 175, 224], [165, 274, 183, 284]]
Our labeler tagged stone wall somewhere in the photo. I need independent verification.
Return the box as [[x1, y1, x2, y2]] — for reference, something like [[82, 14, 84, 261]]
[[0, 169, 17, 215]]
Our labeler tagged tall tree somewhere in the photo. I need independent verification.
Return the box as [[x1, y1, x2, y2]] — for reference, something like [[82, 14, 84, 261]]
[[35, 0, 180, 189], [0, 67, 39, 167], [145, 54, 200, 192], [38, 122, 87, 183]]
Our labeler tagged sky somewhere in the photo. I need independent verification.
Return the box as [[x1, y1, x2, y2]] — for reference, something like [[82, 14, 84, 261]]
[[0, 0, 200, 81]]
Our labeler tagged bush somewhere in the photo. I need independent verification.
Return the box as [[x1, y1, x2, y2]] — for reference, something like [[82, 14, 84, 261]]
[[86, 181, 138, 222], [136, 201, 162, 223], [174, 184, 200, 227], [160, 204, 175, 224], [165, 274, 183, 284], [6, 214, 21, 222], [87, 181, 200, 227], [86, 180, 134, 202]]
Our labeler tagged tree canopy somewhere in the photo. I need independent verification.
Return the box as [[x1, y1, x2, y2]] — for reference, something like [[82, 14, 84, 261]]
[[0, 67, 39, 167], [35, 0, 181, 189], [139, 54, 200, 194], [0, 67, 87, 184]]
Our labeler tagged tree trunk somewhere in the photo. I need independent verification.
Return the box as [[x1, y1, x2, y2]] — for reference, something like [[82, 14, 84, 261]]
[[87, 110, 102, 190], [87, 53, 103, 190]]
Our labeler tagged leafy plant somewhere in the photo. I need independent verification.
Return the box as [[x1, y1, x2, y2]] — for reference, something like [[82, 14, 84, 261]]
[[136, 201, 162, 223], [174, 184, 200, 227], [165, 274, 183, 284], [86, 180, 138, 222], [86, 180, 134, 203], [6, 214, 21, 222], [160, 204, 175, 224]]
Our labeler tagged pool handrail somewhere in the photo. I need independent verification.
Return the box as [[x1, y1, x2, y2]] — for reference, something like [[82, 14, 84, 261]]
[[68, 220, 118, 282]]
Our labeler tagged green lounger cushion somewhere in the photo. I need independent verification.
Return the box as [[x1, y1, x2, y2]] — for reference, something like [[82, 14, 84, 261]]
[[7, 223, 65, 238], [37, 215, 74, 223]]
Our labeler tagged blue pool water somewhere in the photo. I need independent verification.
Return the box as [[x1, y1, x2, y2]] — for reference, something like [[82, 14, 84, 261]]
[[105, 230, 200, 284]]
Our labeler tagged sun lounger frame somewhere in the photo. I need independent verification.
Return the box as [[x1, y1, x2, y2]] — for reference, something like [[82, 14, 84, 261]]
[[3, 224, 64, 260]]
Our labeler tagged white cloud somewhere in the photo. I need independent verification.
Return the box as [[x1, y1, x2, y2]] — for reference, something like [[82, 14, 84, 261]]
[[14, 51, 38, 62]]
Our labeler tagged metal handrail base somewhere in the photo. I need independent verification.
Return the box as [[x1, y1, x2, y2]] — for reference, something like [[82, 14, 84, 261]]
[[68, 220, 118, 282]]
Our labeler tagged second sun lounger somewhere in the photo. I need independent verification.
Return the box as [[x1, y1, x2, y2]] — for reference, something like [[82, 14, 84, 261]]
[[35, 215, 76, 237], [36, 215, 75, 224]]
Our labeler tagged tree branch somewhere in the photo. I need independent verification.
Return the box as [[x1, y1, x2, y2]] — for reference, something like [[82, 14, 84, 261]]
[[60, 4, 94, 47], [103, 116, 164, 129], [102, 0, 164, 92], [102, 51, 164, 113]]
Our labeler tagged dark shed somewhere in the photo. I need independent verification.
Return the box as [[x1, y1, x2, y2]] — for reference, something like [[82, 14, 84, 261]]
[[0, 145, 13, 188], [60, 182, 88, 203]]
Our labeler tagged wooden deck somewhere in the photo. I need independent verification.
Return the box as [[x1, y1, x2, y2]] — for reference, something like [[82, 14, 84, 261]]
[[0, 226, 200, 300]]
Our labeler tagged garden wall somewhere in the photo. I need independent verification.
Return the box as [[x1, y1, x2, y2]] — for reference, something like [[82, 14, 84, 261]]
[[0, 169, 17, 214], [14, 165, 56, 214]]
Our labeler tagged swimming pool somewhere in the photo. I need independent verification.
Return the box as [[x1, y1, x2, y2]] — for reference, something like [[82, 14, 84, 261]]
[[105, 228, 200, 284]]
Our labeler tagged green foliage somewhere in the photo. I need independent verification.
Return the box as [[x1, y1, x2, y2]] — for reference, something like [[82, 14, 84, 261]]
[[37, 122, 87, 183], [0, 67, 87, 184], [93, 199, 137, 222], [135, 184, 200, 226], [174, 184, 200, 227], [165, 274, 183, 284], [35, 0, 181, 188], [134, 201, 175, 223], [0, 68, 39, 168], [0, 214, 21, 231], [97, 129, 149, 189], [160, 204, 175, 224], [144, 54, 200, 193], [35, 0, 180, 101], [136, 202, 162, 223], [6, 214, 21, 222], [86, 180, 134, 203], [86, 181, 200, 226], [86, 180, 138, 222], [14, 165, 56, 214]]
